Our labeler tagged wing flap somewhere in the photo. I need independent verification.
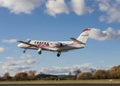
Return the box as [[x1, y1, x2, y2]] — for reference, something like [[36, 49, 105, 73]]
[[17, 41, 38, 48]]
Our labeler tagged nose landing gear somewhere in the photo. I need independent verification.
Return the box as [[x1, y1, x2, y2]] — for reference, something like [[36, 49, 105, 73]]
[[57, 52, 61, 57], [23, 49, 26, 53]]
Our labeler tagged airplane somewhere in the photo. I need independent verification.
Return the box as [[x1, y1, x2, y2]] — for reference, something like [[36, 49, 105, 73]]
[[17, 29, 90, 57]]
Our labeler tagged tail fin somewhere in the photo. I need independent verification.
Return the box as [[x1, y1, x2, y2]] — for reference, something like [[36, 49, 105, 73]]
[[77, 28, 90, 44]]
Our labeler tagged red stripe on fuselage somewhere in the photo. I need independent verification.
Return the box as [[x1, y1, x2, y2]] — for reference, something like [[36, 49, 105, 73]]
[[37, 44, 55, 48], [37, 44, 47, 47]]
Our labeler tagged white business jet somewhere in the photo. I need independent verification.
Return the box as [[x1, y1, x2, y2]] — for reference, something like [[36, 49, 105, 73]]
[[17, 29, 90, 57]]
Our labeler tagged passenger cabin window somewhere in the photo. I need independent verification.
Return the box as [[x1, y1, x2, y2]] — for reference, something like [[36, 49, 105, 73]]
[[34, 41, 49, 46], [47, 43, 49, 46], [37, 42, 38, 44]]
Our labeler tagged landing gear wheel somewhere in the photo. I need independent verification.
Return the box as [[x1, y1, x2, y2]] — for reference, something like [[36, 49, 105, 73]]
[[57, 53, 60, 57], [57, 52, 61, 57], [23, 50, 26, 53], [38, 51, 42, 55], [38, 48, 42, 55]]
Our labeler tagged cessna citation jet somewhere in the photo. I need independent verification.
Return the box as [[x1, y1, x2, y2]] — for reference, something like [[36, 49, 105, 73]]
[[17, 29, 90, 57]]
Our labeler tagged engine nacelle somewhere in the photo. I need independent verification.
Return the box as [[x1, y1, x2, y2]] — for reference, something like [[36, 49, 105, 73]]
[[49, 42, 64, 47], [55, 43, 63, 47]]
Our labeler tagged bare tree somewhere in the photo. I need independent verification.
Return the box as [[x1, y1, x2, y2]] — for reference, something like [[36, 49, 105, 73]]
[[73, 69, 81, 75], [109, 65, 120, 79], [14, 72, 28, 81], [77, 72, 92, 80], [73, 69, 81, 79], [93, 70, 109, 79], [3, 72, 11, 80], [28, 70, 36, 80]]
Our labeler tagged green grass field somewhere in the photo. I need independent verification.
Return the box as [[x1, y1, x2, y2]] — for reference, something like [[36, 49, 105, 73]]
[[0, 80, 120, 84]]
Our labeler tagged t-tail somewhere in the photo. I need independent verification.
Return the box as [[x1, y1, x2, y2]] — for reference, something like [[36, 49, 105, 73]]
[[71, 28, 90, 46]]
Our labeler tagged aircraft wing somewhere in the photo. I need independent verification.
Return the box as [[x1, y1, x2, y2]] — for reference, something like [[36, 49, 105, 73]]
[[70, 38, 86, 45], [17, 41, 38, 48]]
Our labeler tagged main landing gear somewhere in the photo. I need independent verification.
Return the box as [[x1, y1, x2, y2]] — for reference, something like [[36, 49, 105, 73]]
[[38, 51, 42, 55], [57, 52, 61, 57], [22, 48, 61, 57], [38, 48, 42, 55]]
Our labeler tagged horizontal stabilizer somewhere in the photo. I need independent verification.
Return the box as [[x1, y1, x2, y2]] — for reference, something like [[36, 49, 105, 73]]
[[70, 38, 86, 45]]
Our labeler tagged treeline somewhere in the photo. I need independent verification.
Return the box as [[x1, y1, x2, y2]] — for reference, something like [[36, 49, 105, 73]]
[[77, 65, 120, 80], [0, 65, 120, 81], [0, 71, 75, 81]]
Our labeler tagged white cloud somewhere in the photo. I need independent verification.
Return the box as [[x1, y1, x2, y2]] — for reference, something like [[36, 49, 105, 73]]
[[70, 0, 93, 15], [1, 39, 17, 44], [98, 0, 120, 23], [38, 63, 96, 75], [0, 0, 120, 23], [0, 0, 41, 14], [2, 65, 30, 73], [4, 59, 37, 66], [45, 0, 69, 16], [89, 27, 120, 41], [0, 47, 5, 53], [0, 0, 92, 16], [45, 0, 93, 16], [21, 54, 33, 59], [0, 54, 38, 75]]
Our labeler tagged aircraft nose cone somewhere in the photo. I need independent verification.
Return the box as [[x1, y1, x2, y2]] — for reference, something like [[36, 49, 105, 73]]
[[17, 44, 22, 47]]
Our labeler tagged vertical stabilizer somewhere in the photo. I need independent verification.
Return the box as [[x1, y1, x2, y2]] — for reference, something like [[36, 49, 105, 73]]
[[77, 29, 90, 44]]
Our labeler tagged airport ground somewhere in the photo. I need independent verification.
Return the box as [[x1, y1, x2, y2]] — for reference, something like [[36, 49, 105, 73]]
[[0, 80, 120, 85], [0, 85, 120, 86]]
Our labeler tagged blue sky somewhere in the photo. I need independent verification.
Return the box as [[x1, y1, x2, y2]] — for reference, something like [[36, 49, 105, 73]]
[[0, 0, 120, 76]]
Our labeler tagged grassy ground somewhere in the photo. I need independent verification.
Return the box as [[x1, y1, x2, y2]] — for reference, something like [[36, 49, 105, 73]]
[[0, 79, 120, 84]]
